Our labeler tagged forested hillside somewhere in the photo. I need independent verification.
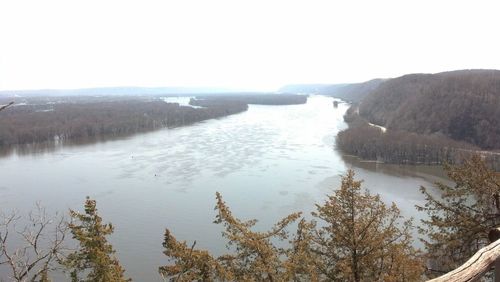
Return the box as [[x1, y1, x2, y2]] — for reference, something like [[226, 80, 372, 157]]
[[279, 79, 383, 103], [321, 79, 385, 103], [359, 70, 500, 149]]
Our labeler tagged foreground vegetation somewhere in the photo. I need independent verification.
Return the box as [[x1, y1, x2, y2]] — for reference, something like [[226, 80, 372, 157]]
[[161, 171, 422, 281], [1, 156, 499, 281], [417, 156, 500, 274]]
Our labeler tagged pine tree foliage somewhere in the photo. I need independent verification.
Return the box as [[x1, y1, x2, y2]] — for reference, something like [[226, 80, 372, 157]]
[[161, 173, 424, 281], [159, 192, 321, 281], [417, 155, 500, 274], [211, 192, 305, 281], [159, 229, 232, 281], [283, 218, 322, 281], [64, 197, 130, 282], [311, 169, 424, 281]]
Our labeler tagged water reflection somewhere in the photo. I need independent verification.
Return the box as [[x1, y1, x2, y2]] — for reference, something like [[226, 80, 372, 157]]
[[341, 155, 449, 184], [0, 136, 137, 157]]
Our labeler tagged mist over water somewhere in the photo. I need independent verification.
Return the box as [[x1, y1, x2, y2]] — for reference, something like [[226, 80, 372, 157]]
[[0, 95, 443, 281]]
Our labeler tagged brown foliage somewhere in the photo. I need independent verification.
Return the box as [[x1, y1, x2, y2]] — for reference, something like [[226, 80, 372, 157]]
[[159, 192, 317, 281], [417, 155, 500, 275], [311, 170, 424, 281], [160, 172, 424, 281]]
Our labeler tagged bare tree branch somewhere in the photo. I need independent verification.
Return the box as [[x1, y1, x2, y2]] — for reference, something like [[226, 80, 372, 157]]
[[0, 204, 69, 281]]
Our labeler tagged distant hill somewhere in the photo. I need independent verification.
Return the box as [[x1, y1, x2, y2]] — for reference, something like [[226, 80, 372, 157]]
[[0, 87, 251, 97], [279, 79, 384, 103], [321, 79, 385, 103], [278, 84, 347, 94], [358, 70, 500, 149]]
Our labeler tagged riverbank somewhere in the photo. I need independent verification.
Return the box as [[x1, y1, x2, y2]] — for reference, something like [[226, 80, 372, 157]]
[[336, 104, 500, 170]]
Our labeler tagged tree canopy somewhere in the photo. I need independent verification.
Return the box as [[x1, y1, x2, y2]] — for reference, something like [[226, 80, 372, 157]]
[[64, 197, 130, 282], [417, 155, 500, 275], [311, 170, 423, 281], [160, 170, 424, 281]]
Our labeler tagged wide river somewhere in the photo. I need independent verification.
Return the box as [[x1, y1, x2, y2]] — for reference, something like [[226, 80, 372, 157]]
[[0, 95, 445, 281]]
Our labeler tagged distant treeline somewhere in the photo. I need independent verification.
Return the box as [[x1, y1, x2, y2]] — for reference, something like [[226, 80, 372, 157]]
[[338, 123, 477, 165], [193, 94, 308, 105], [0, 99, 248, 146], [0, 93, 308, 148], [337, 106, 500, 170]]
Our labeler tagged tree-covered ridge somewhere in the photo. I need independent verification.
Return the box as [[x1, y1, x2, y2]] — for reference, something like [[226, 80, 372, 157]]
[[323, 79, 385, 103], [358, 70, 500, 149]]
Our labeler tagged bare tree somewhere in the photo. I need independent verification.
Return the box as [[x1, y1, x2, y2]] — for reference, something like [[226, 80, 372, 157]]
[[0, 203, 69, 281]]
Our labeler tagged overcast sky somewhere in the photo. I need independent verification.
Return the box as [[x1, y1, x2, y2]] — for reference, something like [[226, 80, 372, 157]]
[[1, 0, 499, 91]]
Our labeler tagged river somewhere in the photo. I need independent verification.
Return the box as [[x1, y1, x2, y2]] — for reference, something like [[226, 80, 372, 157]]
[[0, 95, 445, 281]]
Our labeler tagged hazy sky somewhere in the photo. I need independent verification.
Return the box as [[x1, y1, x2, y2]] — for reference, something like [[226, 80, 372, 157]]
[[1, 0, 499, 91]]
